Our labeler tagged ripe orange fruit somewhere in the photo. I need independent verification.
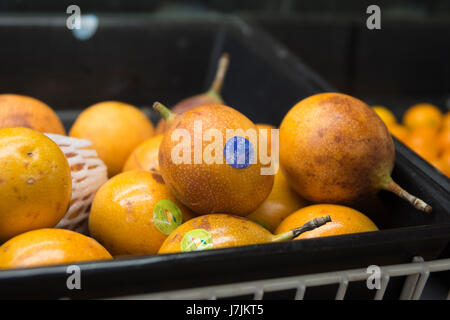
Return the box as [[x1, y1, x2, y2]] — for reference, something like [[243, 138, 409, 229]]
[[122, 134, 163, 172], [429, 158, 449, 176], [275, 204, 378, 239], [69, 101, 155, 177], [0, 94, 66, 135], [403, 103, 443, 130], [387, 123, 410, 144], [438, 129, 450, 153], [372, 106, 397, 126], [442, 112, 450, 130], [89, 170, 195, 256], [247, 169, 308, 232], [0, 229, 112, 269], [405, 127, 439, 162], [0, 128, 72, 243], [439, 149, 450, 177]]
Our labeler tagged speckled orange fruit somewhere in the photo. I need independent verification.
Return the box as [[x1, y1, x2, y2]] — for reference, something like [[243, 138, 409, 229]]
[[403, 103, 443, 130], [247, 169, 308, 232], [276, 204, 378, 239], [69, 101, 155, 177], [0, 229, 112, 269], [0, 94, 66, 135], [372, 106, 397, 126], [0, 128, 72, 243], [157, 103, 274, 216], [279, 92, 395, 204], [89, 170, 196, 256], [123, 134, 163, 172]]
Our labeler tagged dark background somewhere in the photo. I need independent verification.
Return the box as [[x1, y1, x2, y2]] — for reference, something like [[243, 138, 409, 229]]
[[1, 0, 449, 116]]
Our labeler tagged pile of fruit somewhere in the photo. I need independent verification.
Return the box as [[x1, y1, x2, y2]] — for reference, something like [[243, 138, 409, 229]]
[[0, 55, 433, 269], [373, 104, 450, 177]]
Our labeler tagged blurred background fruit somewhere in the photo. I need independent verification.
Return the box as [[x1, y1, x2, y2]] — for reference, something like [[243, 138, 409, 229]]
[[275, 204, 378, 239], [403, 103, 443, 130], [374, 102, 449, 178], [372, 105, 397, 126], [0, 128, 72, 243], [69, 101, 155, 177], [0, 94, 66, 135], [0, 229, 112, 269], [386, 123, 410, 144], [89, 170, 195, 256]]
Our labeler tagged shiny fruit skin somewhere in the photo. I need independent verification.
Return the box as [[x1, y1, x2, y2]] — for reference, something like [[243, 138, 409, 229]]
[[0, 228, 112, 269], [158, 214, 273, 254], [279, 92, 395, 204], [403, 103, 443, 130], [70, 101, 154, 177], [0, 128, 72, 243], [89, 170, 195, 256], [387, 123, 410, 144], [159, 104, 274, 216], [155, 93, 222, 134], [275, 204, 378, 239], [0, 94, 66, 135], [123, 134, 163, 172], [372, 106, 397, 126], [247, 169, 308, 232]]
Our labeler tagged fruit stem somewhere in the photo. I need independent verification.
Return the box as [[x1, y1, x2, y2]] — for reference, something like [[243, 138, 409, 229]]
[[272, 216, 332, 242], [153, 102, 175, 123], [209, 53, 230, 94], [383, 179, 432, 213]]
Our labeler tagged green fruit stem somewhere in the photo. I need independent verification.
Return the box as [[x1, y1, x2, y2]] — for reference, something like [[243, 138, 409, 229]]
[[209, 52, 230, 94], [383, 179, 432, 213], [272, 216, 332, 242], [153, 102, 175, 123]]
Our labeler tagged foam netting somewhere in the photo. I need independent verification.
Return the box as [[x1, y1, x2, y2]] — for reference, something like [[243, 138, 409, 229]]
[[45, 133, 108, 234]]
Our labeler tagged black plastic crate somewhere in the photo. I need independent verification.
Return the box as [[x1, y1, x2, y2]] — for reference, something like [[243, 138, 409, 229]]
[[0, 14, 449, 299]]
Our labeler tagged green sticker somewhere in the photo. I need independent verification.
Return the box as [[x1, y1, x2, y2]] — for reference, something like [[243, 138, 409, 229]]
[[153, 200, 183, 235], [181, 229, 213, 252]]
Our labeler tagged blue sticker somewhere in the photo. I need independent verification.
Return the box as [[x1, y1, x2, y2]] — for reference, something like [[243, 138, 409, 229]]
[[224, 136, 254, 169]]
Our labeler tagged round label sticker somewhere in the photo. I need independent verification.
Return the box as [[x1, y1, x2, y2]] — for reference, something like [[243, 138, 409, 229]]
[[153, 200, 183, 235], [224, 136, 254, 169], [181, 228, 213, 252]]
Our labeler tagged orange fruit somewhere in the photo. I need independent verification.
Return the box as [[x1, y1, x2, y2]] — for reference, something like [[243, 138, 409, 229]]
[[89, 170, 195, 256], [0, 229, 112, 269], [0, 94, 66, 135], [387, 123, 410, 144], [123, 134, 163, 172], [275, 204, 378, 239], [0, 128, 72, 243], [440, 150, 450, 177], [405, 127, 439, 162], [438, 129, 450, 153], [442, 112, 450, 130], [372, 106, 397, 126], [403, 103, 443, 130], [429, 158, 449, 176], [247, 169, 308, 232], [69, 101, 155, 177]]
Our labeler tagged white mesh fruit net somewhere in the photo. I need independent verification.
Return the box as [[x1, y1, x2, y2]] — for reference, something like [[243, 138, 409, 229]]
[[45, 133, 108, 234]]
